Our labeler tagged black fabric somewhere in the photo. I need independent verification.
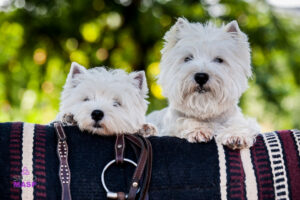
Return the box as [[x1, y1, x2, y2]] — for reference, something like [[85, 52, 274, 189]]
[[0, 123, 12, 200], [0, 123, 221, 200], [53, 126, 221, 200]]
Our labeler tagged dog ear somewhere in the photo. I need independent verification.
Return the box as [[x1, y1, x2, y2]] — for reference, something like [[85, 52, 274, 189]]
[[130, 71, 148, 95], [66, 62, 87, 87], [225, 21, 252, 77], [224, 20, 250, 43], [225, 20, 249, 42], [161, 17, 190, 54], [225, 20, 241, 33], [69, 62, 86, 78]]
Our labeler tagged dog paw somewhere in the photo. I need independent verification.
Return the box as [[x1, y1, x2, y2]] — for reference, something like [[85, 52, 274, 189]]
[[184, 129, 213, 143], [216, 134, 255, 149], [139, 123, 157, 137], [62, 113, 77, 125]]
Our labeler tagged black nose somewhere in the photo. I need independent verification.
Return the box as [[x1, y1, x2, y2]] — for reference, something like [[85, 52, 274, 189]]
[[194, 73, 209, 86], [91, 110, 104, 121]]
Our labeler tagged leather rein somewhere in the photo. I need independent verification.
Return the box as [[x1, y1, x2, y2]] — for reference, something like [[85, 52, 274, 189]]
[[54, 122, 152, 200]]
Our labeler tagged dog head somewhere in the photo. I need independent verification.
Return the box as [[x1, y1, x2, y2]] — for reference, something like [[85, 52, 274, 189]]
[[59, 62, 149, 135], [159, 18, 252, 119]]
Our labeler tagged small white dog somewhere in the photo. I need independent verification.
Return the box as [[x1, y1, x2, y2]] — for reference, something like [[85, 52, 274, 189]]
[[56, 62, 156, 136], [147, 18, 260, 149]]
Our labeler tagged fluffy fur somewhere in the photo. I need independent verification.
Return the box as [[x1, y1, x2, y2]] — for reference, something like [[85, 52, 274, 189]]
[[56, 62, 156, 136], [147, 18, 260, 149]]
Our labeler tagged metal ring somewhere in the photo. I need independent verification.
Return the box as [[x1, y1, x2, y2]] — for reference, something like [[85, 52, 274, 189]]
[[101, 158, 139, 199]]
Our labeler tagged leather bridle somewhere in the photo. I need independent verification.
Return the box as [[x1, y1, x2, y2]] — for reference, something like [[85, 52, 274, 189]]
[[54, 122, 152, 200]]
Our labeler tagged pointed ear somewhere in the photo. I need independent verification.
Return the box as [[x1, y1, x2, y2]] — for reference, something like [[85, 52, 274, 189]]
[[69, 62, 86, 78], [66, 62, 87, 87], [225, 20, 241, 34], [174, 17, 190, 30], [130, 71, 148, 96], [162, 17, 190, 54]]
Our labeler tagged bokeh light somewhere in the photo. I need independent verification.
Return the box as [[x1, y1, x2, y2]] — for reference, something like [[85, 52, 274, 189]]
[[147, 62, 160, 79], [106, 12, 122, 29], [81, 22, 101, 43], [42, 81, 54, 94], [33, 48, 47, 65], [21, 90, 37, 111], [66, 38, 78, 52], [151, 83, 164, 100], [96, 48, 109, 61], [70, 50, 89, 67]]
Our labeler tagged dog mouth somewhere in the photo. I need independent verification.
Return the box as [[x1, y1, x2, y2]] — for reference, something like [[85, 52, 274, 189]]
[[89, 123, 112, 135], [93, 123, 102, 128], [196, 86, 210, 93]]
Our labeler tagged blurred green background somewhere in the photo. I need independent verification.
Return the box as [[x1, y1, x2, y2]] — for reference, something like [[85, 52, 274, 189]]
[[0, 0, 299, 132]]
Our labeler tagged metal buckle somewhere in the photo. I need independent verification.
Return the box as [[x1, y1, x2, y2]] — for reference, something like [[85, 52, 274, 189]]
[[101, 158, 140, 199]]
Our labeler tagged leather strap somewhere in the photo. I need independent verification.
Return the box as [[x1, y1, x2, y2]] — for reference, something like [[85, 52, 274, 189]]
[[139, 138, 152, 200], [54, 122, 72, 200], [112, 134, 152, 200], [117, 192, 126, 200], [127, 136, 148, 200], [53, 123, 152, 200], [115, 134, 125, 164]]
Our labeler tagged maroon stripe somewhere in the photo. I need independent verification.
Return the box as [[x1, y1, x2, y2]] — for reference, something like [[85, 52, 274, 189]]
[[10, 167, 21, 172], [35, 159, 46, 164], [10, 195, 20, 199], [277, 130, 300, 199], [34, 141, 46, 147], [37, 137, 46, 142], [9, 144, 21, 148], [36, 185, 46, 190], [10, 149, 21, 154], [35, 165, 46, 170], [36, 192, 47, 197], [11, 155, 21, 160], [10, 139, 21, 143], [10, 188, 20, 192], [10, 161, 21, 166], [251, 135, 275, 199], [36, 178, 46, 183], [225, 148, 246, 200], [35, 147, 46, 152], [10, 134, 21, 138], [35, 171, 46, 176], [35, 152, 45, 158], [33, 125, 47, 200], [9, 122, 23, 200]]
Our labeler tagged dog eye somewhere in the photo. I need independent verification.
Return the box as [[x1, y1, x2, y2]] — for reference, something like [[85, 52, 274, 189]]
[[184, 55, 193, 63], [83, 97, 90, 102], [113, 101, 121, 107], [213, 57, 224, 63]]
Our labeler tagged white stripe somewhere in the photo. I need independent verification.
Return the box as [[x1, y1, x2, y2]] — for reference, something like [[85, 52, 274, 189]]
[[262, 132, 289, 200], [217, 142, 227, 200], [240, 148, 258, 200], [21, 123, 35, 200], [292, 129, 300, 157]]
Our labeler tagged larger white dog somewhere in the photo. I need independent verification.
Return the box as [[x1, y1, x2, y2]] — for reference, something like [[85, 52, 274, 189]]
[[147, 18, 260, 149]]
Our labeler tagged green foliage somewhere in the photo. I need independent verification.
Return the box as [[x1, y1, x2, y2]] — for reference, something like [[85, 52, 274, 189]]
[[0, 0, 299, 131]]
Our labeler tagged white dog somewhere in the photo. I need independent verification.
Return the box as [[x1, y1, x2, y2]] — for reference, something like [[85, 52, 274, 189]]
[[147, 18, 260, 149], [56, 62, 156, 136]]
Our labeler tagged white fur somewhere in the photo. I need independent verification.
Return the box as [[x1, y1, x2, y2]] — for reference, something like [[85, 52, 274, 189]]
[[56, 62, 156, 136], [147, 18, 260, 149]]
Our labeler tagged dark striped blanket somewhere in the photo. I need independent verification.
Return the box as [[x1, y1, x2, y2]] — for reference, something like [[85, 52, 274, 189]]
[[0, 123, 299, 200]]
